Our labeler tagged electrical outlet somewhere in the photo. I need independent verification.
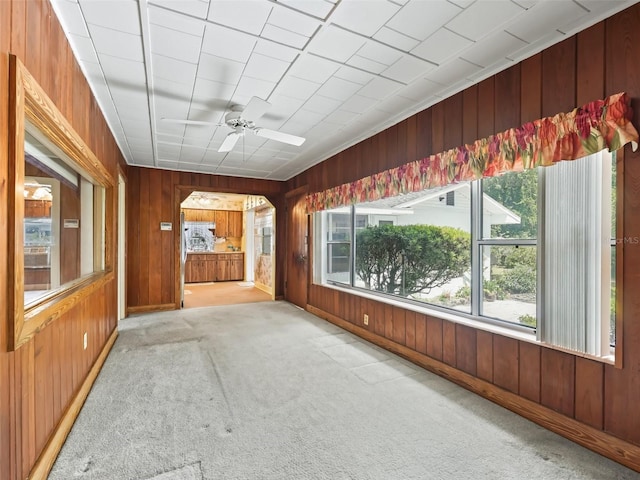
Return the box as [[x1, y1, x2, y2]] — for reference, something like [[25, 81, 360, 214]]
[[83, 332, 88, 350], [363, 314, 369, 326]]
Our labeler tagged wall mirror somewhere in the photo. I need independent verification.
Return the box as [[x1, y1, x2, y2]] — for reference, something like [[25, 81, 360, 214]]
[[7, 55, 114, 351]]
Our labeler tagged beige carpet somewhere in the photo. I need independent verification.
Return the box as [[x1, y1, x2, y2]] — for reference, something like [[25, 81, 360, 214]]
[[48, 301, 639, 480], [183, 281, 272, 308]]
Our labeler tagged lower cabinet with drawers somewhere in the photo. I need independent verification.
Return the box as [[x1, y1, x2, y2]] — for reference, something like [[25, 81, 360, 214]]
[[185, 252, 244, 283]]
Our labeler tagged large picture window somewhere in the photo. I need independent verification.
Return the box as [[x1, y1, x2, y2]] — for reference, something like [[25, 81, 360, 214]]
[[313, 151, 618, 358], [7, 55, 114, 351]]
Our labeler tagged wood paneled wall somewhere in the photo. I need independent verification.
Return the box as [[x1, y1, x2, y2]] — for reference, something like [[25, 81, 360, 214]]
[[0, 1, 123, 478], [126, 167, 285, 312], [288, 4, 640, 470]]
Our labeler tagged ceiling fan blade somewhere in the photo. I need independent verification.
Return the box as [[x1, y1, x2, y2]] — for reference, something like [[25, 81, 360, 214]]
[[218, 132, 241, 152], [241, 96, 270, 121], [254, 128, 306, 147]]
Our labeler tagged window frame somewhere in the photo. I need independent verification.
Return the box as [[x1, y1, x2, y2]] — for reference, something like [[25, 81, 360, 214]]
[[313, 154, 622, 365], [6, 55, 115, 351]]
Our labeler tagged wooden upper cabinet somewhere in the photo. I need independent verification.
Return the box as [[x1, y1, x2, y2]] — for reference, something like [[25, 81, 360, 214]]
[[214, 210, 229, 236], [227, 211, 243, 237]]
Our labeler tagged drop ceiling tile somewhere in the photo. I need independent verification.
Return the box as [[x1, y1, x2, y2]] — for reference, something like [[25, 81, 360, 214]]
[[197, 53, 244, 84], [99, 54, 146, 85], [340, 94, 379, 114], [267, 4, 321, 36], [345, 55, 386, 74], [254, 39, 299, 63], [148, 4, 205, 35], [356, 41, 404, 66], [207, 0, 273, 35], [288, 55, 339, 83], [273, 76, 321, 101], [375, 94, 419, 115], [330, 0, 400, 36], [288, 109, 326, 128], [153, 54, 198, 85], [244, 53, 291, 83], [148, 0, 209, 19], [307, 24, 367, 63], [202, 24, 256, 63], [157, 160, 181, 169], [153, 77, 193, 104], [184, 124, 217, 140], [69, 34, 99, 63], [398, 78, 447, 102], [383, 55, 435, 83], [411, 28, 473, 65], [80, 0, 140, 35], [303, 95, 343, 115], [373, 26, 420, 51], [267, 94, 306, 117], [504, 0, 587, 43], [261, 24, 310, 50], [277, 0, 336, 19], [191, 77, 233, 109], [333, 65, 375, 85], [88, 24, 142, 62], [512, 0, 539, 9], [448, 0, 475, 7], [358, 76, 403, 100], [424, 57, 483, 86], [460, 30, 527, 68], [235, 76, 276, 100], [117, 104, 150, 121], [315, 76, 362, 101], [387, 0, 462, 41], [52, 0, 90, 37], [505, 30, 564, 62], [323, 109, 360, 125], [150, 24, 202, 64], [446, 1, 525, 42], [154, 96, 190, 121]]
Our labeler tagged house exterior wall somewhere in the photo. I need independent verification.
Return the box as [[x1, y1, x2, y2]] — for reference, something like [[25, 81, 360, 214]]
[[286, 4, 640, 470]]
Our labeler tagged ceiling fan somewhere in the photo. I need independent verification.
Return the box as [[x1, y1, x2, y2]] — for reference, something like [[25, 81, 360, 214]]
[[163, 96, 306, 153]]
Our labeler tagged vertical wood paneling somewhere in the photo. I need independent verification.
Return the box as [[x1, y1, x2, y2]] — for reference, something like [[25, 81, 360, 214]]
[[374, 301, 386, 337], [455, 324, 476, 375], [406, 116, 417, 164], [384, 304, 394, 339], [414, 313, 427, 354], [426, 316, 443, 361], [431, 103, 444, 154], [405, 310, 416, 350], [392, 307, 406, 345], [138, 170, 150, 306], [493, 336, 518, 394], [604, 4, 640, 444], [443, 93, 463, 151], [520, 53, 542, 124], [494, 66, 520, 133], [576, 22, 605, 105], [542, 37, 577, 117], [148, 169, 162, 306], [442, 321, 456, 366], [415, 109, 432, 159], [476, 331, 493, 383], [575, 357, 604, 429], [477, 77, 495, 138], [541, 349, 575, 417], [1, 352, 11, 480], [519, 342, 541, 403], [462, 86, 478, 145]]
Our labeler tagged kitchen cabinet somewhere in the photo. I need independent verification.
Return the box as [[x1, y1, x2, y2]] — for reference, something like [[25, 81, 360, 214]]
[[185, 253, 244, 283], [227, 211, 243, 237]]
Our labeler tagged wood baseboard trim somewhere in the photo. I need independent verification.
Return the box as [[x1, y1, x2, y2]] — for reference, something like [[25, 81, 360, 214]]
[[127, 303, 176, 315], [307, 305, 640, 472], [28, 328, 119, 480]]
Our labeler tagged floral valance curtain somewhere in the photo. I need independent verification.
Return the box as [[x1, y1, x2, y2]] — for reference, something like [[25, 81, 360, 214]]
[[306, 92, 639, 213]]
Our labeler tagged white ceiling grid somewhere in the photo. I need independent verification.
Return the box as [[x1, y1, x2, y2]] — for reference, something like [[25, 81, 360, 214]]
[[49, 0, 638, 181]]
